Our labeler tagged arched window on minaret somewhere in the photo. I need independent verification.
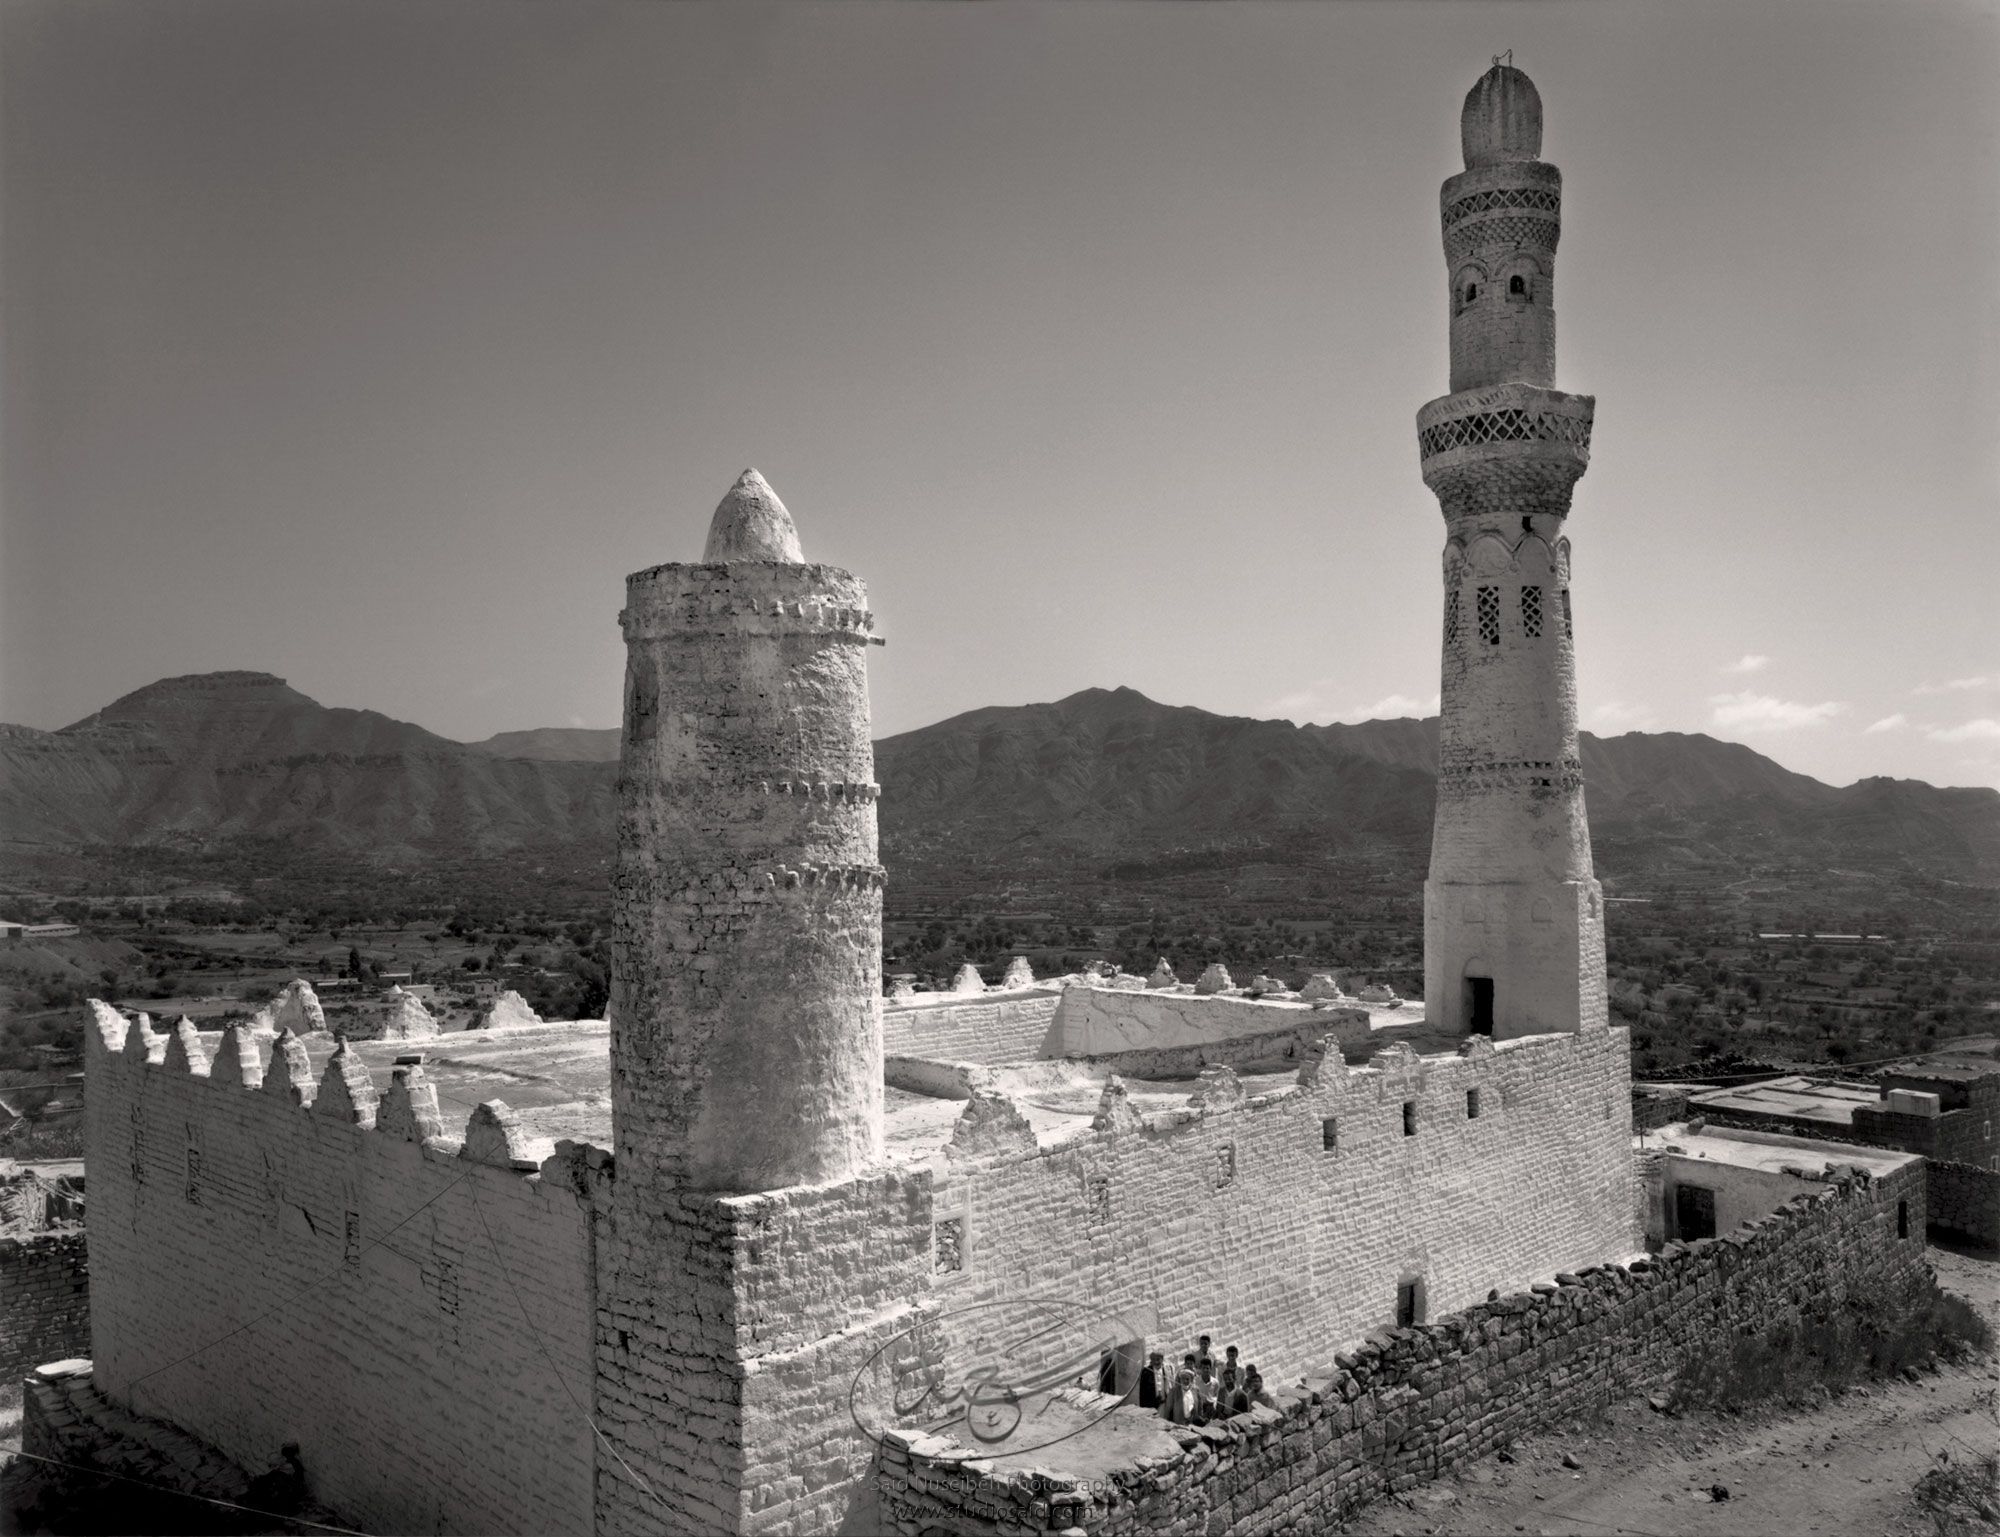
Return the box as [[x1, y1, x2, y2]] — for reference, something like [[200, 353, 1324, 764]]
[[1508, 274, 1526, 296], [1465, 281, 1479, 302]]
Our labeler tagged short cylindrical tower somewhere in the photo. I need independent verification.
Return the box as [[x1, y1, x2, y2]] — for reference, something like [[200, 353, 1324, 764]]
[[1418, 63, 1606, 1042], [610, 468, 886, 1192]]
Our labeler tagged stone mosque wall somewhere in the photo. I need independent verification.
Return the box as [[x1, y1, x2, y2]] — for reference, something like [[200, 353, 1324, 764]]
[[881, 1159, 1928, 1536], [80, 1013, 597, 1537], [929, 1028, 1638, 1397], [881, 987, 1064, 1064]]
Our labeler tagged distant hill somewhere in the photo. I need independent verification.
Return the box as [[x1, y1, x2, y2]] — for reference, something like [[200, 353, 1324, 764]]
[[471, 727, 620, 763], [4, 674, 1997, 886], [0, 672, 613, 859], [868, 688, 2000, 883]]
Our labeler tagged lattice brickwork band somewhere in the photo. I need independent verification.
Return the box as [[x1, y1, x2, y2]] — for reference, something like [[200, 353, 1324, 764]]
[[1443, 185, 1562, 224], [1419, 406, 1591, 461]]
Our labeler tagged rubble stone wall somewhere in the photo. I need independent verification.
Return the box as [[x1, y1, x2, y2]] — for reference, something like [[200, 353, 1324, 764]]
[[0, 1229, 87, 1379], [81, 1017, 596, 1537], [1926, 1158, 2000, 1247], [879, 1159, 1927, 1536]]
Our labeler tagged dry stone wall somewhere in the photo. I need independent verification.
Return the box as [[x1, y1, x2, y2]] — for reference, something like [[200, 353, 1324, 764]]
[[880, 1159, 1927, 1536], [1, 1229, 87, 1380], [1925, 1158, 2000, 1247], [81, 1012, 596, 1537]]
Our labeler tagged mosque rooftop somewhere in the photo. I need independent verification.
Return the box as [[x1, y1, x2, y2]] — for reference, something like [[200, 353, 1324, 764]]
[[178, 991, 1441, 1172]]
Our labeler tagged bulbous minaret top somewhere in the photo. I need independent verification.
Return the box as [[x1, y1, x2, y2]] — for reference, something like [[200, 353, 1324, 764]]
[[703, 467, 805, 563], [1461, 61, 1543, 168]]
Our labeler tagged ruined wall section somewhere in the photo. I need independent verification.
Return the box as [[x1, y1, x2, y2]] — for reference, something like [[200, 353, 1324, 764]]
[[1, 1229, 87, 1380], [927, 1030, 1637, 1391], [81, 1013, 596, 1537], [882, 1159, 1927, 1536]]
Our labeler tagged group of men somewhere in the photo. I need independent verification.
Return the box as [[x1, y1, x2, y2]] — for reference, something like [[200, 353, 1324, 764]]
[[1135, 1335, 1276, 1425]]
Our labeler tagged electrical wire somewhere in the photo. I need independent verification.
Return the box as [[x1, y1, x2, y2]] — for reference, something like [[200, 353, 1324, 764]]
[[464, 1152, 666, 1512], [127, 1165, 478, 1390]]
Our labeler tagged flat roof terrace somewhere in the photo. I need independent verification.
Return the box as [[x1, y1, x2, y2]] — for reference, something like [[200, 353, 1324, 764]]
[[1685, 1075, 1876, 1127]]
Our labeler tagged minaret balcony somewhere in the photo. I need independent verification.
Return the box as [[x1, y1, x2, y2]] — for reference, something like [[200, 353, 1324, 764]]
[[1416, 381, 1594, 487]]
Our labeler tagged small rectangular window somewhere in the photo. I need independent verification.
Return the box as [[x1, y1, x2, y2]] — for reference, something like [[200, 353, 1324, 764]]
[[934, 1217, 966, 1275], [1897, 1200, 1908, 1239], [1466, 1088, 1481, 1120], [1396, 1279, 1424, 1327], [1674, 1184, 1716, 1241], [1402, 1101, 1417, 1137], [1476, 586, 1501, 646], [1520, 585, 1542, 638], [1321, 1116, 1339, 1151]]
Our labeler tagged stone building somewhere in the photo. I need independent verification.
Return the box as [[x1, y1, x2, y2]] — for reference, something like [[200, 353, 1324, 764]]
[[23, 60, 1920, 1537]]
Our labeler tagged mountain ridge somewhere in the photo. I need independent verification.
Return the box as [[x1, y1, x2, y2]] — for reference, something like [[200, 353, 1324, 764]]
[[3, 673, 1997, 884]]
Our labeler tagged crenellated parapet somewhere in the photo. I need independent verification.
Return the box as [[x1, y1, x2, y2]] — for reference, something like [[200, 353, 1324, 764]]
[[79, 1002, 606, 1535], [83, 1002, 595, 1179]]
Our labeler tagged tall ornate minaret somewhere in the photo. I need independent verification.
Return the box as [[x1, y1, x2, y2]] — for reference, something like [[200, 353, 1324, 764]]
[[1418, 62, 1607, 1040], [609, 468, 886, 1193]]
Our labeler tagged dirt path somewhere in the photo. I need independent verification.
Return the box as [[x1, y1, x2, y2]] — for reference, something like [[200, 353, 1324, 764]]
[[1338, 1244, 1999, 1537]]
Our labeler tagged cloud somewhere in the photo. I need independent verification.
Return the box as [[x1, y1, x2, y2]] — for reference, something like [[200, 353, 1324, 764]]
[[1590, 700, 1657, 731], [1708, 690, 1847, 733], [1720, 654, 1770, 675], [1915, 676, 1991, 695], [1863, 714, 1908, 734], [1264, 683, 1438, 725], [1927, 718, 2000, 744]]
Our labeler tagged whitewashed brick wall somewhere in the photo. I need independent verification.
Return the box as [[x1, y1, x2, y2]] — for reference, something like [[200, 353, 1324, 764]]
[[83, 1018, 595, 1537], [930, 1028, 1638, 1391], [881, 990, 1061, 1064]]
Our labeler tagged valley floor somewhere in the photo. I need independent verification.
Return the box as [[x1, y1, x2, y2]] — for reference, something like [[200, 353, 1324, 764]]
[[1336, 1242, 2000, 1537]]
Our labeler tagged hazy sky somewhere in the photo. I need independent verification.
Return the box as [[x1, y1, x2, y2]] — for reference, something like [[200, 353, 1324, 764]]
[[5, 1, 1997, 788]]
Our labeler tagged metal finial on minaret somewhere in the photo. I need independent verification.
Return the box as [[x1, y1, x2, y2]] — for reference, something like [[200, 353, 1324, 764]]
[[1416, 65, 1605, 1042]]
